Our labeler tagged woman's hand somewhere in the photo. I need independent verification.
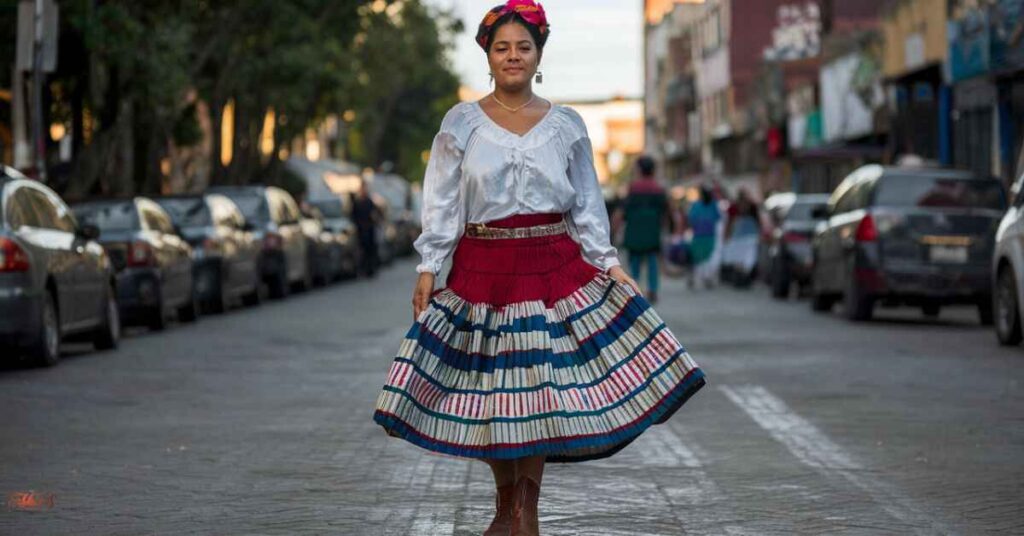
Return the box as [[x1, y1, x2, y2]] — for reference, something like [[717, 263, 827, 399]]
[[606, 265, 641, 294], [412, 272, 436, 321]]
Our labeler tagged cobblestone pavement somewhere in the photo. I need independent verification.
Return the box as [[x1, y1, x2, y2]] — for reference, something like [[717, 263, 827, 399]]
[[1, 258, 1022, 535]]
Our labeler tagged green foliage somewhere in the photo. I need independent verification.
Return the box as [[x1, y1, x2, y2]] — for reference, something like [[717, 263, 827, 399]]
[[41, 0, 462, 194]]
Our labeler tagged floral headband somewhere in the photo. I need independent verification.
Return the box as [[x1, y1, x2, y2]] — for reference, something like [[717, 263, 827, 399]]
[[476, 0, 549, 51]]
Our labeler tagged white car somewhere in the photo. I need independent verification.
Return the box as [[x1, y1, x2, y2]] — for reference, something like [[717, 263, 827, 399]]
[[994, 153, 1024, 345]]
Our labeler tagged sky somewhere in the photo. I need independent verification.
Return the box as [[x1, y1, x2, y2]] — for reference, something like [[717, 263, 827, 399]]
[[423, 0, 644, 102]]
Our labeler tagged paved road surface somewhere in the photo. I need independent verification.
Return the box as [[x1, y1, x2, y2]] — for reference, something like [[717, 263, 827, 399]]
[[1, 258, 1021, 535]]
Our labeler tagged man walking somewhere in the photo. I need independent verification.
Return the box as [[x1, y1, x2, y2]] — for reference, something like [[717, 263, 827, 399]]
[[350, 179, 382, 278], [617, 156, 670, 304]]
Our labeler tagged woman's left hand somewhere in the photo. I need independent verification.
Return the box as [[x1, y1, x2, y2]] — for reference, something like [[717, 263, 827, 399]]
[[606, 265, 641, 294]]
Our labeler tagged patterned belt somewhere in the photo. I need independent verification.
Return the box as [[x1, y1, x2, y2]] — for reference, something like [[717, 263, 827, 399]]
[[464, 219, 568, 239]]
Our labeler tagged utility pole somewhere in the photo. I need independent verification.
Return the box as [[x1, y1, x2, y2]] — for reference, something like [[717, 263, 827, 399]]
[[15, 0, 57, 181], [31, 0, 45, 181]]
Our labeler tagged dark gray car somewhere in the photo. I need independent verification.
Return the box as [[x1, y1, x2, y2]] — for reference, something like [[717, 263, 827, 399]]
[[155, 194, 263, 313], [767, 194, 830, 299], [309, 197, 359, 279], [210, 186, 309, 298], [0, 168, 120, 366], [73, 198, 197, 331], [810, 165, 1006, 322]]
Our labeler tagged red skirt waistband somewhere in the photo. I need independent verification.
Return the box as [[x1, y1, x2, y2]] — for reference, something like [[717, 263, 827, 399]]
[[476, 212, 565, 229]]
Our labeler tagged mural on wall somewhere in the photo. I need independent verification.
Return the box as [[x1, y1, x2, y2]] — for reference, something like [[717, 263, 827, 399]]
[[949, 0, 1024, 80], [763, 2, 822, 62]]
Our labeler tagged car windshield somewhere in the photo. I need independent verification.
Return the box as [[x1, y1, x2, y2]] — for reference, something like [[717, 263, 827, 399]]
[[311, 200, 345, 218], [224, 192, 268, 223], [876, 175, 1006, 210], [73, 203, 137, 231], [786, 202, 826, 221], [156, 198, 210, 227]]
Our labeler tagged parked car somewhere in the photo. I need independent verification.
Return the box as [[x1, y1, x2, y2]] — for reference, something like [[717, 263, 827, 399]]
[[766, 193, 830, 299], [370, 174, 417, 258], [210, 185, 309, 298], [309, 197, 359, 279], [810, 165, 1006, 322], [73, 197, 197, 330], [0, 167, 119, 366], [155, 194, 263, 313], [992, 155, 1024, 345], [299, 206, 342, 286], [758, 193, 798, 286]]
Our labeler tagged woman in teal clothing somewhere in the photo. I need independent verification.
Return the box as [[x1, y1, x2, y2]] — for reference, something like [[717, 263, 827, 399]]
[[687, 185, 721, 289]]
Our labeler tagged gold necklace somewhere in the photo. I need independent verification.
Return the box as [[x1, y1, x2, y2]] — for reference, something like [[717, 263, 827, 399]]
[[491, 93, 535, 113]]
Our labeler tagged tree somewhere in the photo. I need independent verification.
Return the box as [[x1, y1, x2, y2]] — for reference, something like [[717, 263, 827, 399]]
[[22, 0, 460, 197]]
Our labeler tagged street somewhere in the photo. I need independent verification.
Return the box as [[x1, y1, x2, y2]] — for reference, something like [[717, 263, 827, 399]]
[[1, 258, 1022, 536]]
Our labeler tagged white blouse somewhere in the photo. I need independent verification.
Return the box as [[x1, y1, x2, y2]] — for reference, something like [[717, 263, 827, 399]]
[[414, 101, 621, 274]]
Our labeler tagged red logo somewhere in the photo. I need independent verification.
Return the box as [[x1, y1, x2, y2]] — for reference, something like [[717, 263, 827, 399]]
[[7, 491, 55, 511]]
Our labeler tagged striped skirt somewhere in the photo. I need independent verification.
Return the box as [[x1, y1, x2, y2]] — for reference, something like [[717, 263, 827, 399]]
[[373, 213, 705, 462]]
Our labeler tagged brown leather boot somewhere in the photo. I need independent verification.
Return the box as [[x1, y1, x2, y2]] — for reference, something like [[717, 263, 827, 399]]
[[510, 475, 541, 536], [483, 482, 515, 536]]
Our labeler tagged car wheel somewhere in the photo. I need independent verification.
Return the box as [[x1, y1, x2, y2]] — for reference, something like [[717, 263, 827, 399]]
[[843, 269, 874, 322], [94, 287, 121, 350], [809, 272, 834, 312], [268, 264, 289, 300], [771, 258, 791, 300], [30, 291, 61, 367], [206, 269, 228, 314], [147, 297, 167, 331], [294, 265, 314, 292], [241, 276, 264, 307], [922, 304, 941, 318], [178, 294, 199, 323], [995, 268, 1021, 345]]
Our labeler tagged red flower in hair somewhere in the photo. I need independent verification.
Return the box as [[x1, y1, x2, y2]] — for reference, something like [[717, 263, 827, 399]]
[[476, 0, 549, 50]]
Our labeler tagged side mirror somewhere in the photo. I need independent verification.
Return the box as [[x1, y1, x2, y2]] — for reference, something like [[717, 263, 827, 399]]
[[77, 223, 101, 241], [811, 206, 829, 220]]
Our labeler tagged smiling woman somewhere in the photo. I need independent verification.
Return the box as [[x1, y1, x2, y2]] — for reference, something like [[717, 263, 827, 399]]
[[371, 2, 705, 535]]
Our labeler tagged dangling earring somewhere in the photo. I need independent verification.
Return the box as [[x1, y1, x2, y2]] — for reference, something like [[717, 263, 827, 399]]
[[489, 72, 494, 86], [535, 71, 544, 84]]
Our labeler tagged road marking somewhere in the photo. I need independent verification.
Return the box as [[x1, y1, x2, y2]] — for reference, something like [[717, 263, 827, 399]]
[[406, 454, 466, 536], [720, 385, 958, 535]]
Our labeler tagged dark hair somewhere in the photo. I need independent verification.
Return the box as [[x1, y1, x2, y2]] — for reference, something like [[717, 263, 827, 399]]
[[479, 11, 548, 53], [636, 155, 656, 177]]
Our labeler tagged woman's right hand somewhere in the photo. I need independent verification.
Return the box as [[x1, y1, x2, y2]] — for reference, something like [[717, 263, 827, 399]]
[[412, 272, 436, 321]]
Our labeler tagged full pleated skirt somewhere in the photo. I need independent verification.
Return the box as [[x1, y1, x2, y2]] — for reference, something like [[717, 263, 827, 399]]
[[373, 213, 705, 463]]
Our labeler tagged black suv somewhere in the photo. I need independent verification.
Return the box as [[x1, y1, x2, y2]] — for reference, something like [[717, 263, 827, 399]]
[[811, 165, 1006, 322]]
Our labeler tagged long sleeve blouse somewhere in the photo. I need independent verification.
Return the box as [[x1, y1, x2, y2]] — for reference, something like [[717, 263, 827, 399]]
[[414, 101, 621, 274]]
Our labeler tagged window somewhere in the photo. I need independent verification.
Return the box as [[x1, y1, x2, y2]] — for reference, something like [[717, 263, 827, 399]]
[[208, 197, 233, 227], [23, 188, 60, 230], [157, 197, 211, 228], [876, 175, 1007, 210], [75, 202, 137, 232], [140, 203, 174, 234], [5, 189, 38, 228]]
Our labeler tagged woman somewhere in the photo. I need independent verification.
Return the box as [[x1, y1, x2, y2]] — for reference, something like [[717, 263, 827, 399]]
[[373, 2, 705, 534], [687, 185, 722, 290]]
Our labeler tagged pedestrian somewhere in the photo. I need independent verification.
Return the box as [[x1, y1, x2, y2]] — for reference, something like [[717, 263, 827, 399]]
[[372, 2, 706, 535], [723, 187, 762, 287], [616, 155, 670, 304], [687, 185, 722, 289], [350, 179, 382, 278]]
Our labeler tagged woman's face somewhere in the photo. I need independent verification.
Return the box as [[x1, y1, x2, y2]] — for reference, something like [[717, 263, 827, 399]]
[[487, 22, 541, 91]]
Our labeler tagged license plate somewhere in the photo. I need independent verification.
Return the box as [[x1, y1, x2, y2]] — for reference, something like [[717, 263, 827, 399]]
[[929, 245, 968, 264]]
